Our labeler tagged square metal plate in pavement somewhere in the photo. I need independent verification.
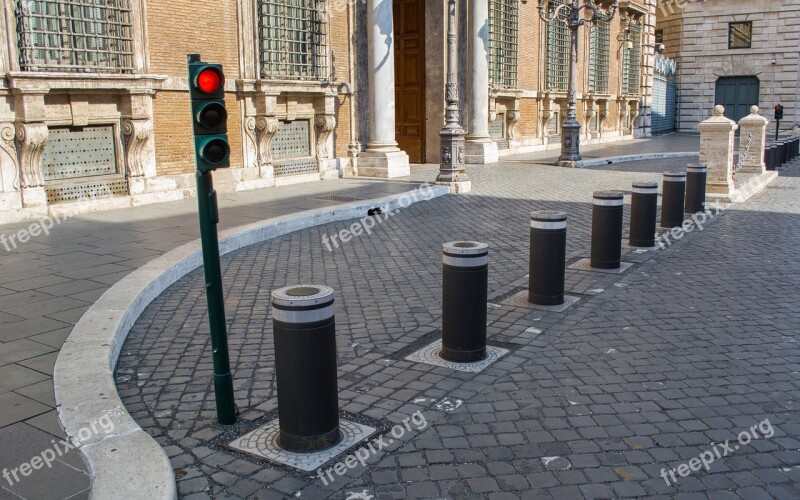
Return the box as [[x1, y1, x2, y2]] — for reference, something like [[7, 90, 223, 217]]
[[568, 258, 633, 274], [229, 419, 376, 472], [501, 290, 580, 312], [405, 340, 509, 373]]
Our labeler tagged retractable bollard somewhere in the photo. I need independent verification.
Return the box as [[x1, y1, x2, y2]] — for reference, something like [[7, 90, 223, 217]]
[[271, 285, 341, 452], [766, 145, 776, 171], [528, 211, 567, 305], [591, 191, 624, 270], [629, 183, 658, 248], [661, 172, 686, 228], [685, 165, 708, 214], [441, 241, 488, 362], [793, 138, 800, 159], [779, 140, 788, 165]]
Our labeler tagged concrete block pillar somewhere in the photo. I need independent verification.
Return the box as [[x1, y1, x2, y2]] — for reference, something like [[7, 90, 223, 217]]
[[465, 0, 498, 165], [698, 105, 737, 197], [359, 0, 410, 178], [737, 106, 768, 175]]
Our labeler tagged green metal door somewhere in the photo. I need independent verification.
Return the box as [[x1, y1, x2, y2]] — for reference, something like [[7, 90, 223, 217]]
[[714, 76, 760, 123]]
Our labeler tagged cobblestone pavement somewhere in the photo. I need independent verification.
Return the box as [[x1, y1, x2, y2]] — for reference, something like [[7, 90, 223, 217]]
[[117, 157, 800, 499], [0, 178, 425, 500]]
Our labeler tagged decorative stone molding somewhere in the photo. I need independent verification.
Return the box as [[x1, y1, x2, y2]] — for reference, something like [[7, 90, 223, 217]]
[[243, 116, 259, 170], [15, 122, 47, 189], [255, 116, 279, 168], [122, 119, 153, 178], [506, 111, 521, 140], [315, 114, 336, 160], [0, 123, 19, 192]]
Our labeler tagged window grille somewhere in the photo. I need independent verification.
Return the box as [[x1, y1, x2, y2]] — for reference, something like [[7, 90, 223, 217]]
[[589, 18, 610, 93], [545, 0, 569, 91], [15, 0, 134, 73], [622, 23, 642, 95], [488, 0, 518, 89], [257, 0, 329, 81]]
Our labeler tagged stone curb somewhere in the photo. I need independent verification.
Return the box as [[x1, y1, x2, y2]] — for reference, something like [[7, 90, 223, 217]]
[[53, 184, 450, 500], [579, 151, 699, 168]]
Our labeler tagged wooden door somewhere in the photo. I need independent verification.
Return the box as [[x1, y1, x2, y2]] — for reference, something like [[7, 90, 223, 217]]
[[394, 0, 425, 163]]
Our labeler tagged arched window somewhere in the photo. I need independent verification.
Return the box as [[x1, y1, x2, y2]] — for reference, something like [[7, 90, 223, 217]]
[[257, 0, 329, 81]]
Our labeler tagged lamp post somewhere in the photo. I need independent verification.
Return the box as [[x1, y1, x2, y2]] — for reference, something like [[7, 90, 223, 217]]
[[436, 0, 472, 194], [538, 0, 618, 168]]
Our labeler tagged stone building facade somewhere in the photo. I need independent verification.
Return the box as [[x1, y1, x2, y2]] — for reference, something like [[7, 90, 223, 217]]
[[657, 0, 800, 132], [0, 0, 656, 223]]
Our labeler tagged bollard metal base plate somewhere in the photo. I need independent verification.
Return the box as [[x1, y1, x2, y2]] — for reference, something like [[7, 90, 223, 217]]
[[568, 258, 633, 275], [502, 291, 580, 312], [406, 340, 509, 373], [229, 418, 376, 472]]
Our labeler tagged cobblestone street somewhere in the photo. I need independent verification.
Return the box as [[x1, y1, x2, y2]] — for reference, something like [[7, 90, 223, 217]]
[[116, 158, 800, 499]]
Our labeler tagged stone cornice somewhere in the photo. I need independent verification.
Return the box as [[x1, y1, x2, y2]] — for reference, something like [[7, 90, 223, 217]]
[[6, 73, 167, 94]]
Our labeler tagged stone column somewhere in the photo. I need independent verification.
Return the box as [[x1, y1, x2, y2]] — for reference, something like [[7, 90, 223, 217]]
[[359, 0, 410, 178], [465, 0, 497, 164], [737, 106, 768, 175], [699, 105, 737, 197]]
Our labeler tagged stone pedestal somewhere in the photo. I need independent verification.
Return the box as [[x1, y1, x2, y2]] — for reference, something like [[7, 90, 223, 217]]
[[699, 105, 737, 197], [358, 149, 411, 178], [465, 139, 498, 165], [737, 106, 768, 175]]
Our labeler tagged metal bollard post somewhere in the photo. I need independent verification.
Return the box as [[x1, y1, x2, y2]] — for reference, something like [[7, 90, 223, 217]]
[[685, 165, 708, 214], [629, 182, 658, 248], [528, 211, 567, 305], [661, 172, 686, 228], [794, 138, 799, 159], [271, 285, 341, 452], [779, 140, 788, 165], [591, 191, 624, 270], [441, 241, 488, 362], [766, 145, 776, 170]]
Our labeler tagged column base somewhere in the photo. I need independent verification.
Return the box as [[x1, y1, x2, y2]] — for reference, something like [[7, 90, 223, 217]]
[[21, 186, 48, 208], [738, 164, 766, 175], [707, 180, 735, 197], [465, 139, 499, 165], [358, 150, 410, 178], [557, 160, 582, 168], [435, 180, 472, 194]]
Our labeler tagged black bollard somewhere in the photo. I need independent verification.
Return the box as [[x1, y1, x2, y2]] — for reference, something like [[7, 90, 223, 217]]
[[766, 145, 776, 171], [271, 285, 341, 452], [441, 241, 488, 362], [528, 211, 567, 305], [591, 191, 624, 270], [685, 165, 708, 214], [779, 140, 787, 165], [629, 182, 658, 248], [661, 172, 686, 228]]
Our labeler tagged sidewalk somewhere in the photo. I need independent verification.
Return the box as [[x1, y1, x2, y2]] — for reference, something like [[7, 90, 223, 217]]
[[0, 177, 428, 499]]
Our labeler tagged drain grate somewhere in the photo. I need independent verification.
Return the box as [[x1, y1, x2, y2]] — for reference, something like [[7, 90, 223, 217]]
[[313, 194, 365, 203]]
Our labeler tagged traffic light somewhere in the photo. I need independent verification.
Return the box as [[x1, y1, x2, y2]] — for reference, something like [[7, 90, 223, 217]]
[[188, 54, 230, 171], [775, 104, 784, 121]]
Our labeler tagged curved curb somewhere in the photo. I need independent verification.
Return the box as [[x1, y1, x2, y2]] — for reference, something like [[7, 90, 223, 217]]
[[53, 184, 449, 500], [579, 151, 698, 168]]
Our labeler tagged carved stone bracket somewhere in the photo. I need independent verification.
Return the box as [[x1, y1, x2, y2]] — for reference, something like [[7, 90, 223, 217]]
[[15, 123, 48, 189], [255, 116, 279, 168], [0, 123, 19, 191], [243, 116, 259, 170], [315, 114, 336, 160], [598, 100, 610, 130], [506, 111, 520, 140], [123, 119, 153, 178]]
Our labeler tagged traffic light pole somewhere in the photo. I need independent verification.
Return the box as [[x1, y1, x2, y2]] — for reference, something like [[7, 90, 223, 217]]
[[196, 170, 237, 425], [776, 119, 780, 142]]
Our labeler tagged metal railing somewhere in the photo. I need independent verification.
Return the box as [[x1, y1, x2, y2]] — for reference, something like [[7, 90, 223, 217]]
[[257, 0, 329, 81], [15, 0, 134, 74], [488, 0, 519, 89], [545, 0, 568, 91], [588, 18, 610, 93]]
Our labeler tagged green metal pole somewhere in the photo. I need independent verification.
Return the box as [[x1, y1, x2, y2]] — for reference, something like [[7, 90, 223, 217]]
[[196, 170, 237, 425]]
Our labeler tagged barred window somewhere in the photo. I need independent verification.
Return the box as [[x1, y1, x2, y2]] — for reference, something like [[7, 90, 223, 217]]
[[258, 0, 329, 81], [15, 0, 134, 73], [589, 19, 610, 93], [545, 0, 569, 92], [488, 0, 518, 89], [622, 23, 642, 95]]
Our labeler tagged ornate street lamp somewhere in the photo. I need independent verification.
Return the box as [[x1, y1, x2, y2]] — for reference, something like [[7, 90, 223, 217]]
[[538, 0, 618, 167], [436, 0, 471, 193]]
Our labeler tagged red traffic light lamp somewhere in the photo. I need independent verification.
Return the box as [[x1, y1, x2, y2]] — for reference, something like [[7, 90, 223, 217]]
[[188, 54, 230, 171]]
